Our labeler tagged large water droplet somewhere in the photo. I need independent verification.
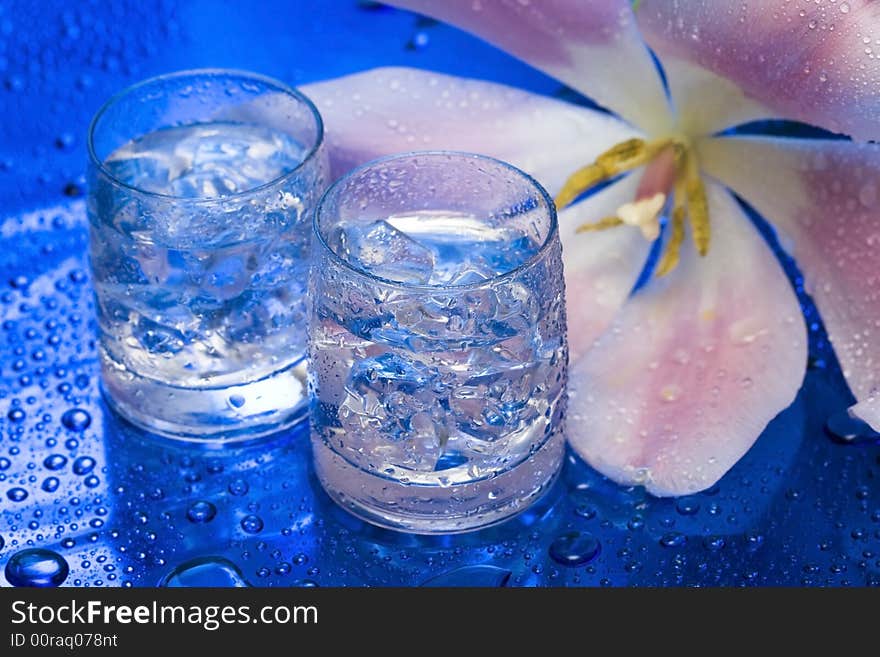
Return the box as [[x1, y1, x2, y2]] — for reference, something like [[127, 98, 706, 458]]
[[7, 487, 28, 502], [61, 408, 91, 432], [421, 565, 511, 587], [186, 501, 217, 523], [240, 514, 264, 534], [159, 557, 250, 587], [549, 531, 601, 566], [72, 456, 96, 475], [5, 549, 69, 587], [43, 454, 68, 471]]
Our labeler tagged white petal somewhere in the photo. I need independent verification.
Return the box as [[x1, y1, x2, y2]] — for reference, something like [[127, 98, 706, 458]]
[[699, 135, 880, 430], [383, 1, 672, 134], [302, 67, 640, 196], [568, 182, 807, 496]]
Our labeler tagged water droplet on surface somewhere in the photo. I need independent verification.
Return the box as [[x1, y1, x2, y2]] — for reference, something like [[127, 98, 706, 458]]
[[228, 479, 249, 496], [659, 532, 687, 548], [186, 501, 217, 523], [7, 408, 25, 423], [549, 531, 601, 566], [421, 565, 512, 587], [5, 549, 69, 587], [159, 557, 250, 587], [72, 456, 96, 475], [675, 497, 701, 515], [240, 514, 264, 534], [43, 454, 67, 470], [42, 477, 60, 492], [826, 409, 880, 445], [61, 408, 91, 431], [7, 487, 27, 502], [228, 394, 246, 408]]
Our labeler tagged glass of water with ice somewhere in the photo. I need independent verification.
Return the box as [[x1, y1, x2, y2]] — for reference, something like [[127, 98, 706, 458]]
[[309, 151, 568, 533], [87, 70, 328, 441]]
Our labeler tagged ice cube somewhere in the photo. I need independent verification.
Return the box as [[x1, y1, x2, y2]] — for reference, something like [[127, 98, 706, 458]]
[[334, 220, 435, 285]]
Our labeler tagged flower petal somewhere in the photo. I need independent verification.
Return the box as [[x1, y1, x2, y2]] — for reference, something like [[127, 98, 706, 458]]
[[851, 397, 879, 429], [560, 174, 653, 361], [699, 135, 880, 429], [383, 1, 672, 134], [638, 0, 880, 140], [568, 182, 807, 496], [303, 66, 639, 195]]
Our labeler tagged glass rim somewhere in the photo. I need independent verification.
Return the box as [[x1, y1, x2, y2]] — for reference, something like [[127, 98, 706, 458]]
[[313, 150, 559, 292], [87, 67, 325, 203]]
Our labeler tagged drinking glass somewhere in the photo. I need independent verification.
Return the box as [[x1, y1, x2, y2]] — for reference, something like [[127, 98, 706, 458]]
[[87, 69, 328, 441], [309, 151, 568, 533]]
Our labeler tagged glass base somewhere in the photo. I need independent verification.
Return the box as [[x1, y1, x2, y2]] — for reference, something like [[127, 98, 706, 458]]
[[100, 350, 309, 442], [313, 429, 564, 534]]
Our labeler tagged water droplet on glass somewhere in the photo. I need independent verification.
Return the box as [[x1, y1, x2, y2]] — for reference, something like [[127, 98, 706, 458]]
[[5, 548, 69, 587], [42, 477, 60, 492], [240, 514, 264, 534], [186, 501, 217, 523], [61, 408, 91, 432], [159, 557, 250, 587], [228, 394, 246, 408], [7, 408, 25, 423], [549, 531, 601, 566]]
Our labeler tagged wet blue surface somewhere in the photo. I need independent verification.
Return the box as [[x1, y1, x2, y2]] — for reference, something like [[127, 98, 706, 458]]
[[1, 0, 879, 587]]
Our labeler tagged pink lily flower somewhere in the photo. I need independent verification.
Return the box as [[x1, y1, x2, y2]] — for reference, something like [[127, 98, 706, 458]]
[[302, 0, 880, 496]]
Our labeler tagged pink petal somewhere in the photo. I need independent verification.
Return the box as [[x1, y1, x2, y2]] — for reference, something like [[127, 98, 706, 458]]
[[383, 1, 671, 133], [568, 182, 807, 496], [699, 136, 880, 429], [638, 0, 880, 140], [560, 174, 653, 361], [302, 67, 639, 195]]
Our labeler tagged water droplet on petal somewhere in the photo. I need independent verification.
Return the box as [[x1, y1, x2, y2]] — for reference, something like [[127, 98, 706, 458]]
[[5, 549, 69, 587]]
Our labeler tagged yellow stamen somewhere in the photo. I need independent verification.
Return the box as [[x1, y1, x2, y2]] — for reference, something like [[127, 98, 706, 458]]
[[557, 134, 714, 277], [616, 192, 666, 241], [656, 176, 687, 277], [555, 138, 672, 210], [575, 216, 624, 233], [683, 148, 710, 256]]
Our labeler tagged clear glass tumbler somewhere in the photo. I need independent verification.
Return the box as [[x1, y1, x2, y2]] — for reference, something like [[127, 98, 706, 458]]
[[309, 151, 568, 533], [87, 69, 328, 441]]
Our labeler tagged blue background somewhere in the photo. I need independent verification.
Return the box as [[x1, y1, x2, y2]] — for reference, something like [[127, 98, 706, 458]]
[[0, 0, 878, 587]]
